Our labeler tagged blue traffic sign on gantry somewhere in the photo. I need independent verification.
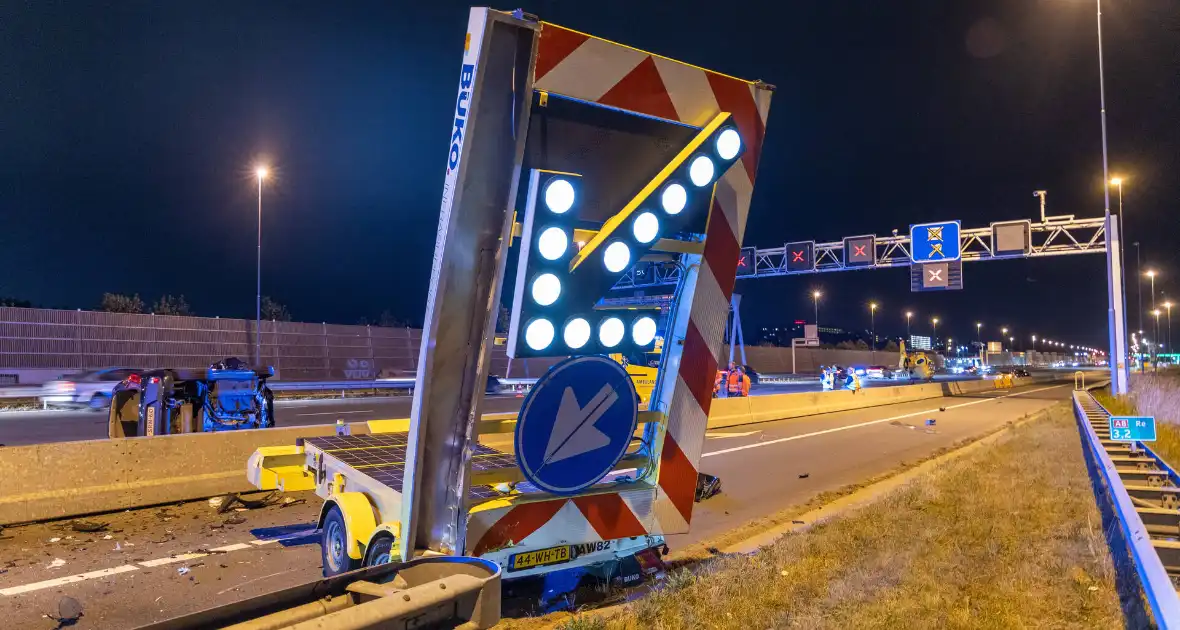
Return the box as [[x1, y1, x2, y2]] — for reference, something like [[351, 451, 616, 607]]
[[514, 355, 639, 495], [910, 220, 962, 263]]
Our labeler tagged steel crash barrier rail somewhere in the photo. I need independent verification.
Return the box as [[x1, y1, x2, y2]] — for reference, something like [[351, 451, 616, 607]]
[[140, 555, 501, 630], [1072, 390, 1180, 627]]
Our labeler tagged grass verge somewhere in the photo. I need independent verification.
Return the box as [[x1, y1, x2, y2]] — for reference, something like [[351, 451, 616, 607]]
[[558, 404, 1121, 629]]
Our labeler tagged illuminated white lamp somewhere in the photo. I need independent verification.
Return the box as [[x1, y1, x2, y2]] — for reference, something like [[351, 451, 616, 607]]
[[716, 128, 741, 160], [632, 212, 659, 244], [599, 317, 624, 348], [563, 318, 591, 350], [661, 183, 687, 215], [632, 316, 657, 346], [537, 226, 568, 261], [531, 273, 561, 306], [688, 155, 715, 187], [603, 241, 631, 273], [544, 178, 575, 214], [525, 319, 554, 350]]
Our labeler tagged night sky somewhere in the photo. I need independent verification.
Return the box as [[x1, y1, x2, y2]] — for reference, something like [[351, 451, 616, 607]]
[[2, 1, 1177, 349]]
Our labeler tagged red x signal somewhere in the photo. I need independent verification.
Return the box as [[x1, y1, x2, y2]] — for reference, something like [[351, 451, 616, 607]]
[[791, 250, 805, 262], [853, 245, 867, 257]]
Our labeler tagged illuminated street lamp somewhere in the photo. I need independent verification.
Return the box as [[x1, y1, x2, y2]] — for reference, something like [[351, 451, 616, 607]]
[[812, 290, 822, 326], [932, 317, 939, 344], [906, 311, 914, 339], [976, 322, 982, 351], [254, 165, 269, 366]]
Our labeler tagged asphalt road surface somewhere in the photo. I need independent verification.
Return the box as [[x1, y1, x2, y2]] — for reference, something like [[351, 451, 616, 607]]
[[0, 374, 986, 447], [0, 381, 1073, 627]]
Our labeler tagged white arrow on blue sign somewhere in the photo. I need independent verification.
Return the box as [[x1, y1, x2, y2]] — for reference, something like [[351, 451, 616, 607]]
[[514, 355, 639, 495], [910, 220, 962, 263]]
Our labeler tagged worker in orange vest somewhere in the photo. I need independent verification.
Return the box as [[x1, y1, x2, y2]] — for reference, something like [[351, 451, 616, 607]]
[[713, 369, 724, 397], [727, 365, 744, 397], [741, 368, 752, 397]]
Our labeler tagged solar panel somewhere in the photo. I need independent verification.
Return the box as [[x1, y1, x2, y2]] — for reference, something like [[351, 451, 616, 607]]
[[308, 432, 520, 501]]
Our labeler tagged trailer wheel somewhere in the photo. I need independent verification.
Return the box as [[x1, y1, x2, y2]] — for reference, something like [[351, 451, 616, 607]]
[[364, 534, 395, 567], [321, 505, 361, 576]]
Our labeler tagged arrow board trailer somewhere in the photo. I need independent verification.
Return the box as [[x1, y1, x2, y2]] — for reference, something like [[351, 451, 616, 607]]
[[247, 6, 771, 598]]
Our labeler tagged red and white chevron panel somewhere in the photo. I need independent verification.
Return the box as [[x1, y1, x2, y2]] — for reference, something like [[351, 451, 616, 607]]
[[467, 21, 772, 554]]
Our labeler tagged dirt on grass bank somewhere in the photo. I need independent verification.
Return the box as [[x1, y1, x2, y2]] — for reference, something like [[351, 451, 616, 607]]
[[555, 404, 1122, 630]]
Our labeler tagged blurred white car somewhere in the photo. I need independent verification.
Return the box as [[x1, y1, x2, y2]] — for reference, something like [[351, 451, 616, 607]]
[[40, 368, 142, 411]]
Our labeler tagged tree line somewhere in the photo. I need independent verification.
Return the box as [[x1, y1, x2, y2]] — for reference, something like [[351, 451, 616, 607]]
[[98, 292, 293, 321]]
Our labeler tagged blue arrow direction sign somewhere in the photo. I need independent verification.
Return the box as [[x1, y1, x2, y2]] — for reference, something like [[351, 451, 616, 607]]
[[514, 355, 639, 495], [910, 220, 962, 263], [1110, 416, 1156, 442]]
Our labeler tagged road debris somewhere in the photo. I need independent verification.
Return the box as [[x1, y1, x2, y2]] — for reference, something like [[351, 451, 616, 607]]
[[217, 492, 279, 514], [280, 497, 307, 508], [102, 534, 113, 540], [49, 537, 61, 543], [798, 473, 810, 479], [70, 519, 108, 533], [47, 558, 66, 569], [926, 419, 937, 427], [695, 473, 722, 502], [177, 566, 190, 575], [49, 596, 83, 627], [223, 515, 247, 526]]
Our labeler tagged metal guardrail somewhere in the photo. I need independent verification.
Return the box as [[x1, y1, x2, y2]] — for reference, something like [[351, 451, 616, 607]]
[[269, 378, 416, 392], [0, 379, 420, 400], [1072, 389, 1180, 627]]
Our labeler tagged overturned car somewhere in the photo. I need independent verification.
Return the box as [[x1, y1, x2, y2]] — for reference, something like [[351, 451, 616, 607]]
[[108, 358, 275, 437]]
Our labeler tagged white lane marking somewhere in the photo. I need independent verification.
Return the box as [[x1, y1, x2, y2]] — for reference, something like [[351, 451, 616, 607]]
[[139, 552, 209, 567], [705, 431, 761, 438], [211, 543, 253, 552], [0, 535, 301, 597], [703, 385, 1066, 459], [0, 565, 139, 596], [296, 410, 373, 417]]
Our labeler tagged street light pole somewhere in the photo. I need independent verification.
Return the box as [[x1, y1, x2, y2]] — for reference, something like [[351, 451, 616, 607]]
[[812, 291, 821, 327], [1148, 270, 1157, 313], [932, 318, 939, 348], [906, 311, 913, 340], [1135, 242, 1143, 332], [1166, 301, 1174, 359], [869, 302, 878, 362], [1094, 0, 1129, 394], [255, 166, 268, 367]]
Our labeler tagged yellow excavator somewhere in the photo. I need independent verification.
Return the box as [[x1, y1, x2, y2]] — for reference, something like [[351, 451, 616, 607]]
[[898, 340, 936, 381]]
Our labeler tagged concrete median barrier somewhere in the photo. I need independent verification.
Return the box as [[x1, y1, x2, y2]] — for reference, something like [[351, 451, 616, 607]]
[[0, 377, 1056, 526], [0, 423, 370, 526]]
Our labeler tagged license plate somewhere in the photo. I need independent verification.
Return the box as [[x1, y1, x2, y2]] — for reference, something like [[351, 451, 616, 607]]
[[507, 545, 572, 571]]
